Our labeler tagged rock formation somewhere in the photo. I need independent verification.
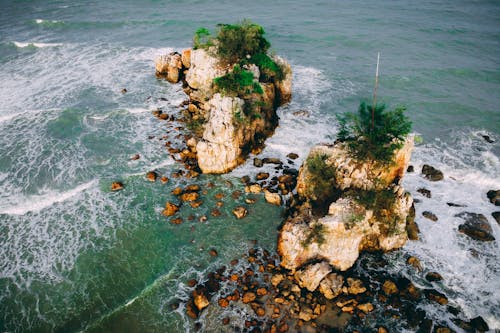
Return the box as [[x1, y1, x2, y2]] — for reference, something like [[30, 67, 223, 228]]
[[155, 47, 292, 174], [278, 136, 415, 273]]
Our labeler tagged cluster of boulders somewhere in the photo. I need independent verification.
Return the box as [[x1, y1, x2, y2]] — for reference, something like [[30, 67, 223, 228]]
[[156, 48, 292, 174]]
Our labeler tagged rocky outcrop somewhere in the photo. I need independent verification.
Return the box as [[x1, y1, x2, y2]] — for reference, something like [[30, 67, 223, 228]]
[[456, 212, 495, 241], [156, 47, 292, 174], [279, 136, 415, 272]]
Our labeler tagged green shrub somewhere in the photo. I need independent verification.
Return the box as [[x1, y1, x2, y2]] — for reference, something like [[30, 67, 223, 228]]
[[301, 223, 326, 248], [193, 27, 213, 50], [215, 20, 270, 64], [213, 64, 262, 97], [247, 53, 284, 81], [306, 153, 337, 203], [337, 102, 412, 163]]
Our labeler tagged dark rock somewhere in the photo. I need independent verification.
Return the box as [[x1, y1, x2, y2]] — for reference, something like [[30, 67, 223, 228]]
[[283, 168, 299, 176], [417, 188, 432, 198], [422, 164, 444, 181], [121, 88, 127, 93], [111, 181, 124, 191], [451, 318, 473, 332], [456, 212, 495, 241], [171, 217, 183, 224], [287, 153, 299, 160], [211, 208, 222, 217], [424, 289, 448, 305], [406, 205, 420, 240], [130, 154, 140, 160], [407, 256, 423, 271], [262, 157, 282, 165], [447, 202, 466, 207], [407, 165, 415, 173], [418, 318, 433, 333], [208, 248, 218, 257], [253, 158, 263, 168], [469, 316, 489, 331], [241, 175, 251, 184], [482, 135, 494, 143], [256, 172, 270, 180], [433, 326, 454, 333], [187, 279, 197, 287], [492, 211, 500, 224], [486, 189, 499, 206], [422, 211, 438, 222], [425, 272, 443, 282]]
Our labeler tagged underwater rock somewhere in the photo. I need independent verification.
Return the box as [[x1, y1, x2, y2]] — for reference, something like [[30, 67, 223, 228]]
[[162, 202, 180, 216], [233, 206, 248, 219]]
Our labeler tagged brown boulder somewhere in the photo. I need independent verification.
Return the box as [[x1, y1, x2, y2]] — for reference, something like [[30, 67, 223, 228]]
[[422, 164, 444, 181], [162, 202, 180, 216], [111, 181, 124, 191], [233, 206, 248, 219], [456, 212, 495, 241]]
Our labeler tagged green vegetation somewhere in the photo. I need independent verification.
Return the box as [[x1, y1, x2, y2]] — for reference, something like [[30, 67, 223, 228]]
[[185, 117, 205, 137], [337, 102, 412, 163], [193, 27, 213, 50], [213, 64, 263, 97], [301, 223, 326, 248], [246, 53, 284, 81], [306, 153, 337, 203]]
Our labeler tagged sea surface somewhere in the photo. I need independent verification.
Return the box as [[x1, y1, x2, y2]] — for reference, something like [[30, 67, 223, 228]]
[[0, 1, 499, 332]]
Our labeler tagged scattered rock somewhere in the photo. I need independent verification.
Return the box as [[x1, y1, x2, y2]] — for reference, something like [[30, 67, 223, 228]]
[[357, 303, 374, 313], [242, 292, 256, 304], [486, 190, 499, 206], [111, 181, 124, 191], [171, 217, 183, 225], [254, 158, 263, 167], [211, 208, 222, 217], [172, 187, 183, 196], [424, 289, 448, 305], [447, 202, 466, 207], [245, 197, 257, 204], [218, 298, 229, 308], [245, 184, 262, 193], [425, 272, 443, 282], [256, 172, 270, 180], [456, 212, 495, 241], [193, 290, 209, 311], [160, 176, 169, 184], [264, 189, 282, 206], [422, 211, 438, 221], [287, 153, 299, 160], [162, 202, 180, 216], [181, 192, 200, 202], [185, 184, 201, 192], [155, 52, 183, 83], [382, 280, 398, 295], [263, 157, 282, 165], [347, 278, 366, 295], [318, 273, 344, 299], [233, 206, 248, 219], [292, 110, 310, 117], [407, 256, 423, 271], [469, 316, 489, 331], [407, 165, 414, 173], [271, 274, 284, 287], [146, 171, 158, 182], [208, 248, 218, 257], [130, 154, 140, 160], [295, 262, 331, 292], [417, 188, 432, 198], [481, 135, 494, 143], [190, 200, 203, 208], [422, 164, 444, 181], [492, 211, 500, 224]]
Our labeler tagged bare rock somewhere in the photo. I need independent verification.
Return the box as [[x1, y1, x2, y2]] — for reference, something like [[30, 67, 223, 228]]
[[486, 189, 499, 206], [193, 290, 209, 311], [422, 211, 438, 221], [264, 189, 282, 206], [273, 55, 292, 105], [162, 202, 180, 217], [245, 183, 262, 193], [294, 262, 332, 291], [456, 212, 495, 241], [111, 181, 124, 191], [347, 278, 366, 295], [242, 292, 256, 304], [181, 48, 191, 68], [146, 171, 158, 182], [319, 273, 344, 299], [233, 206, 248, 219], [382, 280, 398, 295], [425, 272, 443, 282], [155, 52, 183, 83], [422, 164, 444, 181]]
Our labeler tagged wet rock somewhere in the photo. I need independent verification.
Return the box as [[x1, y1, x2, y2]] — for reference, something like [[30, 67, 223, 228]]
[[357, 303, 374, 313], [492, 211, 500, 224], [417, 188, 432, 198], [130, 154, 140, 160], [186, 300, 198, 319], [185, 184, 201, 192], [256, 172, 270, 180], [469, 316, 489, 331], [111, 181, 124, 191], [172, 187, 183, 196], [292, 110, 310, 117], [264, 189, 282, 206], [407, 256, 423, 271], [171, 217, 183, 225], [298, 307, 313, 321], [245, 197, 257, 204], [160, 176, 169, 184], [254, 158, 263, 167], [422, 211, 438, 222], [486, 189, 499, 206], [319, 273, 344, 299], [162, 202, 180, 216], [378, 327, 389, 333], [193, 290, 209, 311], [347, 278, 366, 295], [187, 279, 197, 287], [424, 289, 448, 305], [190, 200, 203, 208], [208, 248, 218, 257], [382, 280, 398, 295], [242, 292, 256, 304], [211, 208, 222, 217], [271, 274, 284, 287], [406, 208, 420, 240], [231, 190, 242, 200], [181, 192, 200, 202], [287, 153, 299, 160], [482, 134, 494, 143], [263, 157, 282, 165], [218, 298, 229, 308], [407, 165, 414, 173], [425, 272, 443, 282], [233, 206, 248, 219], [447, 202, 466, 207], [456, 212, 495, 241], [434, 327, 453, 333], [245, 184, 262, 193], [216, 201, 224, 207], [241, 175, 251, 184], [422, 164, 444, 181], [222, 317, 230, 325], [121, 88, 127, 93], [295, 262, 332, 291], [146, 171, 158, 182]]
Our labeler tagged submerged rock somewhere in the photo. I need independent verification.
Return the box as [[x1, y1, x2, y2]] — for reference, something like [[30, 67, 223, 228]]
[[456, 212, 495, 241], [233, 206, 248, 219], [162, 202, 180, 217]]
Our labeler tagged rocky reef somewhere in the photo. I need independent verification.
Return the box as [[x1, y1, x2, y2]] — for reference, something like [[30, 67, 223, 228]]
[[155, 29, 292, 174], [278, 136, 415, 274]]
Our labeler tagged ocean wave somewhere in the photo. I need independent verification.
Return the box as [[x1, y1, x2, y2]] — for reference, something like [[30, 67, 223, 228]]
[[13, 41, 63, 48], [0, 180, 97, 215]]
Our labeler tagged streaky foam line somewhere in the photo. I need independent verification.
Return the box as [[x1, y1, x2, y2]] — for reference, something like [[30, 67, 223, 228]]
[[0, 180, 97, 215]]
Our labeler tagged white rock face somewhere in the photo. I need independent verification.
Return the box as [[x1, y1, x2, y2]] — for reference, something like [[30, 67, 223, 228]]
[[294, 262, 332, 291], [196, 94, 244, 174], [319, 273, 344, 299], [273, 55, 292, 105], [185, 49, 227, 93], [155, 52, 183, 83], [278, 192, 413, 271], [296, 136, 414, 200]]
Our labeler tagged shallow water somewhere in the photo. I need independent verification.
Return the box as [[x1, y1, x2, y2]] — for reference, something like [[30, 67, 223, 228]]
[[0, 1, 499, 332]]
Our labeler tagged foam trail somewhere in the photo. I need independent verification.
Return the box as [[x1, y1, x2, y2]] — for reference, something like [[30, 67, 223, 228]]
[[13, 42, 63, 48], [0, 180, 97, 215]]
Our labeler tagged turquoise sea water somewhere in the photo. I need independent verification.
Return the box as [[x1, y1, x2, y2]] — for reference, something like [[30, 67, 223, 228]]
[[0, 1, 499, 332]]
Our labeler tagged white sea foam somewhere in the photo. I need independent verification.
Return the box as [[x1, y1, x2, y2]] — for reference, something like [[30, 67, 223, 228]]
[[35, 19, 61, 24], [13, 41, 63, 48], [0, 180, 97, 215]]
